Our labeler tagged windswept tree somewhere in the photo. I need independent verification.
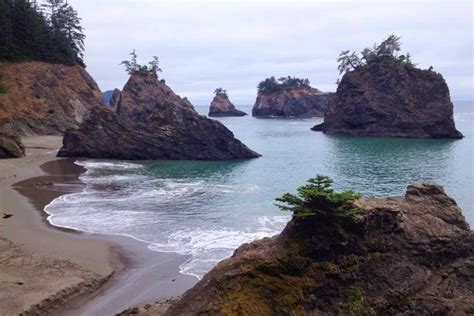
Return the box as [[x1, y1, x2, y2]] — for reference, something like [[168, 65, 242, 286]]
[[336, 35, 415, 76], [258, 76, 311, 93], [214, 87, 227, 97], [121, 50, 163, 76]]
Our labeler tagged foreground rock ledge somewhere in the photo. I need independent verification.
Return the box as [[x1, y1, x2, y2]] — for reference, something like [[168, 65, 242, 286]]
[[58, 74, 260, 160], [313, 60, 463, 138], [124, 183, 473, 315]]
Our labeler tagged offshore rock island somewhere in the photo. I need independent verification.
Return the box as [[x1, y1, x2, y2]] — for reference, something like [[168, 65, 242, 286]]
[[313, 36, 463, 138], [208, 88, 247, 117], [58, 70, 260, 160], [252, 76, 333, 118]]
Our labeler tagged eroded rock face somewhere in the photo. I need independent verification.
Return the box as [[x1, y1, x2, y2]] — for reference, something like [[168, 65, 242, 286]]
[[0, 132, 25, 158], [208, 94, 246, 117], [109, 88, 121, 109], [252, 87, 333, 118], [0, 61, 103, 135], [161, 184, 473, 315], [58, 74, 260, 160], [313, 61, 463, 138]]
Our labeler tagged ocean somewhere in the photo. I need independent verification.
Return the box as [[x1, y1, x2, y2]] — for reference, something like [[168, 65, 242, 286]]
[[45, 101, 474, 279]]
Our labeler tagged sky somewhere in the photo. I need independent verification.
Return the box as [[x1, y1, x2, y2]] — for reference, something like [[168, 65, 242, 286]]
[[73, 0, 473, 105]]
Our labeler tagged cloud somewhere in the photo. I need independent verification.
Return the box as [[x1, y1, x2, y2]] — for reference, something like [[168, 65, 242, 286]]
[[74, 0, 474, 104]]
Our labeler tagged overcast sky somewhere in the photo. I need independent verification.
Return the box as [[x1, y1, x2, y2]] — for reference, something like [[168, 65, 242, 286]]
[[74, 0, 473, 105]]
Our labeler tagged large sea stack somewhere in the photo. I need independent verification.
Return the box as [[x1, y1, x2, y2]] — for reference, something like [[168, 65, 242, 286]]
[[0, 61, 103, 136], [208, 90, 246, 117], [131, 183, 473, 315], [252, 77, 333, 118], [58, 73, 260, 160], [313, 37, 462, 138]]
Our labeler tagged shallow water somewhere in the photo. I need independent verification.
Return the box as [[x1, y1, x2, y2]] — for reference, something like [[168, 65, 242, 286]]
[[46, 101, 474, 279]]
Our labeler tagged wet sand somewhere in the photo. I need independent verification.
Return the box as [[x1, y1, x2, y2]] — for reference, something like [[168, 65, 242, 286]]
[[0, 136, 197, 315]]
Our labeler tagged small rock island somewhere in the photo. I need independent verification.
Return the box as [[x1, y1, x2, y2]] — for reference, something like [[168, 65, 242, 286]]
[[313, 35, 463, 138], [252, 76, 333, 118], [208, 88, 246, 117], [58, 53, 260, 160], [149, 178, 473, 315]]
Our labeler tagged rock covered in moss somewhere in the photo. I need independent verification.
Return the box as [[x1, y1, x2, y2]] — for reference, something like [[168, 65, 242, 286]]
[[209, 93, 246, 117], [313, 60, 463, 138], [161, 183, 473, 315], [58, 73, 260, 160]]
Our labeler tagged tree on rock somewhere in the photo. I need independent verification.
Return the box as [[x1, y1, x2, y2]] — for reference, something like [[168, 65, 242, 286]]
[[121, 50, 163, 77], [214, 87, 227, 97]]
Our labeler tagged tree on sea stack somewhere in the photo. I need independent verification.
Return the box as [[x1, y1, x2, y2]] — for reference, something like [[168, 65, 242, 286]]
[[121, 50, 162, 77], [214, 87, 227, 97]]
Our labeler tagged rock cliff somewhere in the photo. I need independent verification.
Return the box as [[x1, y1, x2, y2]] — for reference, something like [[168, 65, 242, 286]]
[[252, 87, 333, 118], [58, 74, 260, 160], [150, 183, 473, 315], [209, 93, 246, 117], [313, 60, 463, 138], [0, 61, 103, 136], [108, 88, 121, 109]]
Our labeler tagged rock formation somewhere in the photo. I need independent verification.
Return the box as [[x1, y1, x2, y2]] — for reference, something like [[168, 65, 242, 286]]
[[149, 183, 473, 315], [108, 88, 121, 109], [252, 87, 333, 118], [313, 59, 463, 138], [0, 61, 103, 136], [58, 73, 260, 160], [208, 93, 246, 117], [0, 130, 25, 158]]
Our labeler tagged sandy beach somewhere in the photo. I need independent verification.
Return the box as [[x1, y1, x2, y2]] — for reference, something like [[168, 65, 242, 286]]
[[0, 136, 197, 315]]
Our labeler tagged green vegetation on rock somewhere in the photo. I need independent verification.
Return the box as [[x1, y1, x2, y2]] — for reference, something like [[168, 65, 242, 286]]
[[257, 76, 311, 94], [121, 50, 162, 77]]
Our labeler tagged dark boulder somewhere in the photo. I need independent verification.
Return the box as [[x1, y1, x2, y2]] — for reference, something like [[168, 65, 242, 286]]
[[313, 60, 463, 138], [58, 74, 260, 160]]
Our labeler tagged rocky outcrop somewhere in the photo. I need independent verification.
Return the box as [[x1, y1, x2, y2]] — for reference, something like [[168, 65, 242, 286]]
[[313, 60, 463, 138], [208, 94, 246, 117], [108, 88, 121, 109], [58, 73, 260, 160], [0, 61, 103, 136], [252, 87, 333, 118], [0, 130, 25, 158], [159, 184, 473, 315]]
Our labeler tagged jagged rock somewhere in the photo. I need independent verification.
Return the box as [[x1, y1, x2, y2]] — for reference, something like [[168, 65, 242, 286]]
[[313, 60, 463, 138], [0, 132, 25, 158], [252, 87, 333, 118], [208, 94, 246, 117], [161, 184, 473, 315], [58, 73, 260, 160], [108, 88, 121, 109], [0, 61, 103, 135]]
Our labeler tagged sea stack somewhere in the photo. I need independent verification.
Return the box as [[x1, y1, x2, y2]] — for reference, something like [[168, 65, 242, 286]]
[[208, 88, 246, 117], [252, 76, 333, 118], [158, 183, 473, 315], [313, 37, 463, 138], [58, 73, 260, 160]]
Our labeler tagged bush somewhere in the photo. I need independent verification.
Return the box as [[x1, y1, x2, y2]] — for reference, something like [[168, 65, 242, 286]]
[[275, 176, 363, 223], [257, 76, 310, 93]]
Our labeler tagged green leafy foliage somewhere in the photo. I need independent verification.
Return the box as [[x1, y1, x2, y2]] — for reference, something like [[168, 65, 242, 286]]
[[337, 35, 416, 75], [0, 0, 85, 65], [275, 175, 363, 222], [214, 87, 227, 97], [121, 50, 162, 76], [258, 76, 310, 93]]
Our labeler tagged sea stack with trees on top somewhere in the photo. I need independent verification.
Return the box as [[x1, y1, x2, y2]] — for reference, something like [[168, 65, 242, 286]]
[[58, 51, 260, 160], [252, 76, 334, 118], [126, 177, 474, 315], [208, 88, 247, 117], [313, 35, 463, 138]]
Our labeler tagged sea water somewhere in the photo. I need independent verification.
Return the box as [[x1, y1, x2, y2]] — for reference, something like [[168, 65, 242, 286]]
[[45, 101, 474, 279]]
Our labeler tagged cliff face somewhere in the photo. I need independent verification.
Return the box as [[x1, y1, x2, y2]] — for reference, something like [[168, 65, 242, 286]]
[[108, 88, 121, 109], [252, 87, 333, 118], [160, 184, 473, 315], [0, 61, 103, 136], [208, 94, 246, 117], [58, 74, 260, 160], [313, 61, 463, 138]]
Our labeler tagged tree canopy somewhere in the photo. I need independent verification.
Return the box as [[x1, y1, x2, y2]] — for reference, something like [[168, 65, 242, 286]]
[[337, 35, 415, 75], [257, 76, 311, 93], [0, 0, 85, 66], [275, 175, 363, 224], [214, 87, 227, 97], [121, 50, 162, 77]]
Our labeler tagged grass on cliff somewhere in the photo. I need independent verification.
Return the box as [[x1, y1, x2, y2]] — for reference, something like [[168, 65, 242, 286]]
[[275, 175, 363, 223]]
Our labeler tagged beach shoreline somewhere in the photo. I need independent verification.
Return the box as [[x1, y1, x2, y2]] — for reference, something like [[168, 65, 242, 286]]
[[0, 136, 197, 315]]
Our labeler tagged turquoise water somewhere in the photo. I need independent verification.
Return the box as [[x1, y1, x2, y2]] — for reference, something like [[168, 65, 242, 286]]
[[46, 101, 473, 278]]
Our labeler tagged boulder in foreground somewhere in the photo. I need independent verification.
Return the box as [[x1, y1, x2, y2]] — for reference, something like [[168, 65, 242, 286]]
[[58, 74, 260, 160], [158, 182, 473, 315]]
